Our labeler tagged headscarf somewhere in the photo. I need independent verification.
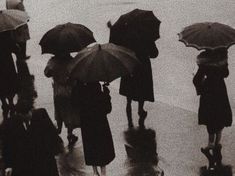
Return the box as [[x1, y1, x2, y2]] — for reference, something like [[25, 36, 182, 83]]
[[197, 48, 228, 67]]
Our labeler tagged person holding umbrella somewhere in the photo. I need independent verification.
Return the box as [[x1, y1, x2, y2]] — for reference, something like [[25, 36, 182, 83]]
[[0, 31, 19, 119], [6, 0, 30, 60], [0, 8, 29, 118], [119, 39, 158, 129], [68, 43, 139, 176], [41, 23, 96, 146], [72, 82, 115, 176], [178, 22, 235, 169], [108, 9, 161, 128], [193, 48, 232, 168], [44, 52, 80, 146]]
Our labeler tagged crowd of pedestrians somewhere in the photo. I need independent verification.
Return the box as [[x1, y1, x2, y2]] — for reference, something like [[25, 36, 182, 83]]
[[0, 1, 234, 176]]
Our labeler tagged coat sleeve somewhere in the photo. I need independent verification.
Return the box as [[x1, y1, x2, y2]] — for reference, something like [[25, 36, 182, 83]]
[[193, 66, 206, 95], [148, 42, 159, 58], [44, 59, 54, 78], [102, 86, 112, 114]]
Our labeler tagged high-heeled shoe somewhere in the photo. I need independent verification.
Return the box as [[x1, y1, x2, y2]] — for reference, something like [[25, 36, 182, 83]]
[[213, 144, 222, 168], [201, 147, 215, 170]]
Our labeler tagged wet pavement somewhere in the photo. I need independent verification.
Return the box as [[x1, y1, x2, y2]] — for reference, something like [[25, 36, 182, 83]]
[[0, 1, 235, 176]]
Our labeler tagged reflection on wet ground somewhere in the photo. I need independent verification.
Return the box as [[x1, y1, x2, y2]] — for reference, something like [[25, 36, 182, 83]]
[[56, 127, 165, 176], [124, 127, 164, 176], [57, 146, 87, 176]]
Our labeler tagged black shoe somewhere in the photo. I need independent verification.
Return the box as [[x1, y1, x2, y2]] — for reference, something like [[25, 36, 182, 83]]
[[213, 144, 222, 167], [201, 147, 215, 169]]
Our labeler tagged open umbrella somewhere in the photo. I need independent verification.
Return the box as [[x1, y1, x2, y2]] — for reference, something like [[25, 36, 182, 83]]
[[39, 22, 96, 54], [0, 9, 29, 32], [109, 8, 161, 44], [178, 22, 235, 50], [69, 43, 139, 83]]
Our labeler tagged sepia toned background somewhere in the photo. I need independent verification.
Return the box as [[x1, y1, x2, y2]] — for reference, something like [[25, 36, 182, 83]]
[[0, 1, 235, 175]]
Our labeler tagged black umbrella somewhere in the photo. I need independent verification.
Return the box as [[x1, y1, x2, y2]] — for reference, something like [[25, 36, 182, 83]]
[[39, 22, 96, 54], [69, 43, 140, 83], [109, 8, 161, 45], [178, 22, 235, 50]]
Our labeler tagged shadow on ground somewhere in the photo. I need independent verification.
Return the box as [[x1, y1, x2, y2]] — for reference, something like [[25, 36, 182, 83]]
[[123, 127, 164, 176]]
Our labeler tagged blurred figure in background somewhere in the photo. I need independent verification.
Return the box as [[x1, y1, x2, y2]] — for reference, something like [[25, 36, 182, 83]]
[[0, 31, 19, 119], [6, 0, 31, 61], [2, 101, 61, 176]]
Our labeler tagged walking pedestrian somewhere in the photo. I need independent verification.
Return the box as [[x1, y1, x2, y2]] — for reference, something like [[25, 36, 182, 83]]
[[2, 101, 61, 176], [44, 52, 80, 146], [193, 48, 232, 168], [72, 82, 115, 176], [119, 39, 159, 128], [6, 0, 30, 60], [0, 31, 19, 119]]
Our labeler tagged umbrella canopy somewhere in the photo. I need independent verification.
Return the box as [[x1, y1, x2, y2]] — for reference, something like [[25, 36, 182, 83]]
[[178, 22, 235, 50], [109, 8, 161, 44], [39, 22, 96, 54], [69, 43, 140, 83], [0, 9, 29, 32]]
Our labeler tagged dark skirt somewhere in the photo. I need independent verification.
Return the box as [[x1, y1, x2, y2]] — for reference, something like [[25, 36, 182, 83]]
[[119, 59, 154, 102], [81, 113, 115, 166], [53, 82, 80, 129], [198, 80, 232, 132]]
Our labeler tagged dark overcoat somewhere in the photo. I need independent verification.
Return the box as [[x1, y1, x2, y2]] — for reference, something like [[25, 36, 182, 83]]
[[0, 32, 19, 98], [119, 40, 158, 102], [193, 65, 232, 131], [2, 108, 60, 176], [72, 83, 115, 166]]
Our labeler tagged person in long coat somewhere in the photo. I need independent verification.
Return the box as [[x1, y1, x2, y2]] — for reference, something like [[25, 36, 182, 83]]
[[193, 48, 232, 167], [72, 82, 115, 176], [119, 39, 158, 128], [0, 31, 19, 119], [2, 101, 61, 176], [6, 0, 30, 60], [44, 53, 80, 145]]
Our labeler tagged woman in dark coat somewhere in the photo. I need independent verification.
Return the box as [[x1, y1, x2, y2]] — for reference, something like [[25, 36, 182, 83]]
[[119, 39, 158, 128], [73, 82, 115, 176], [193, 48, 232, 167], [0, 31, 19, 119], [44, 53, 80, 145]]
